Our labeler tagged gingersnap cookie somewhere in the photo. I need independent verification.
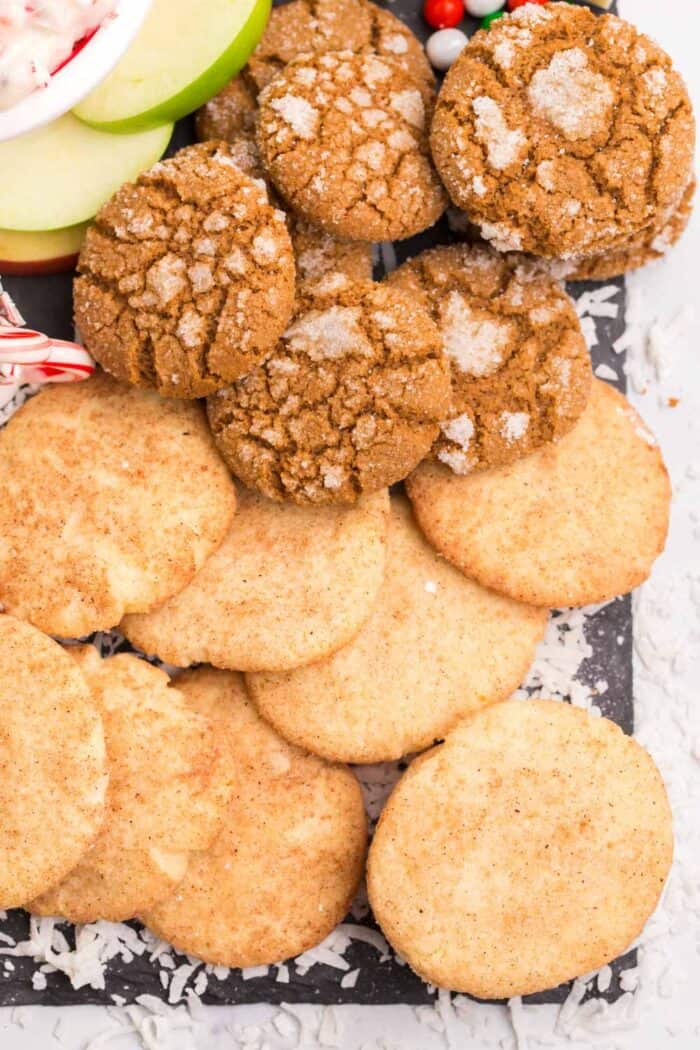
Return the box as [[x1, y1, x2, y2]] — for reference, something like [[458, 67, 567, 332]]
[[407, 380, 670, 608], [431, 2, 695, 259], [388, 244, 591, 474], [554, 177, 696, 282], [207, 279, 451, 504], [196, 76, 258, 142], [141, 668, 367, 967], [0, 374, 236, 637], [256, 50, 447, 242], [0, 617, 106, 909], [74, 142, 296, 399], [290, 216, 373, 286], [122, 486, 389, 672], [247, 495, 547, 764], [367, 700, 673, 998], [31, 648, 232, 923], [245, 0, 433, 96]]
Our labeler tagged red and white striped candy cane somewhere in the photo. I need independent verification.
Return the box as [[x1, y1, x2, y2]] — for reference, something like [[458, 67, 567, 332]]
[[0, 326, 53, 364], [0, 283, 95, 393], [22, 340, 96, 384], [0, 290, 25, 328]]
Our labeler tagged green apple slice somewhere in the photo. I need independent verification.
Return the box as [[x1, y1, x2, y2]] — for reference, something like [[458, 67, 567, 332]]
[[0, 114, 172, 232], [74, 0, 271, 134], [0, 222, 89, 275]]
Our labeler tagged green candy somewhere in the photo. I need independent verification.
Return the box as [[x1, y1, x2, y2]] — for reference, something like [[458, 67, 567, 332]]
[[480, 10, 505, 27]]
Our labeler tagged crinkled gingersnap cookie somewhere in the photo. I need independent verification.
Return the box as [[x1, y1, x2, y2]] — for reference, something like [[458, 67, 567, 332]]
[[195, 127, 374, 286], [257, 50, 448, 242], [245, 0, 434, 95], [388, 244, 591, 474], [291, 215, 373, 285], [552, 177, 696, 282], [74, 142, 296, 399], [207, 278, 451, 505], [196, 77, 258, 142], [431, 2, 695, 259]]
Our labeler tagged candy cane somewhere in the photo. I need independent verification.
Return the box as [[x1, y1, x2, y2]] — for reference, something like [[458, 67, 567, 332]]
[[0, 291, 25, 328], [0, 283, 95, 395], [22, 341, 96, 384], [0, 326, 53, 364]]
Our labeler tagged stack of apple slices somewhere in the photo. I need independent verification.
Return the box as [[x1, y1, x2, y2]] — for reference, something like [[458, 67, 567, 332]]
[[0, 0, 270, 275]]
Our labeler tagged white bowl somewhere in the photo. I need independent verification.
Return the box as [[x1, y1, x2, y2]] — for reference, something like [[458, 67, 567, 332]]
[[0, 0, 153, 144]]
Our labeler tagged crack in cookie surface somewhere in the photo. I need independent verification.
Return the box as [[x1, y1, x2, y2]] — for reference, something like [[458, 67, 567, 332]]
[[74, 143, 296, 399]]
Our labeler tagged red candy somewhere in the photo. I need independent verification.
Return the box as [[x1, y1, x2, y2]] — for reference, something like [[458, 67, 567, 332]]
[[423, 0, 463, 30], [507, 0, 550, 9]]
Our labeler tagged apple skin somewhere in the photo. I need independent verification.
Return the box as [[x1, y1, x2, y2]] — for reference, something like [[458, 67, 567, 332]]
[[0, 223, 88, 276], [74, 0, 271, 134], [0, 116, 173, 232]]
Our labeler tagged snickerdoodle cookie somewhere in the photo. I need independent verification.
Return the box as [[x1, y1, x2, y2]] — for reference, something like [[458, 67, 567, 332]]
[[367, 700, 673, 998], [0, 374, 236, 637], [247, 495, 547, 764], [74, 142, 295, 398], [431, 2, 695, 259], [207, 278, 451, 504], [121, 486, 389, 672], [31, 648, 232, 923], [407, 380, 670, 608], [141, 668, 367, 967], [257, 50, 447, 242], [0, 617, 106, 909], [388, 244, 591, 473]]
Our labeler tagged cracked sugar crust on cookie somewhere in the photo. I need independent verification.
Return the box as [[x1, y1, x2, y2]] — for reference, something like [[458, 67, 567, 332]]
[[550, 176, 696, 282], [244, 0, 434, 95], [256, 50, 448, 242], [388, 244, 591, 474], [73, 142, 296, 400], [207, 279, 451, 505], [194, 126, 374, 287], [430, 2, 695, 260]]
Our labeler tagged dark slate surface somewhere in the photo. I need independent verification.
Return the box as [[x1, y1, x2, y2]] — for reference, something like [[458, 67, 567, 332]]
[[0, 0, 634, 1011]]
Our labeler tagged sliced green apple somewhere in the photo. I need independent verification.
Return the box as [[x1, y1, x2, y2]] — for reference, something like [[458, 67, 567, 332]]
[[0, 222, 89, 276], [0, 114, 172, 232], [73, 0, 271, 134]]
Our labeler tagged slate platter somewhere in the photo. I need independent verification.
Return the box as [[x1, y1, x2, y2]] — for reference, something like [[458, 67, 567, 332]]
[[0, 0, 635, 1011]]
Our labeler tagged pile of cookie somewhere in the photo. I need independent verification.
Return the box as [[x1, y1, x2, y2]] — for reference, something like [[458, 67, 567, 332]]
[[0, 0, 689, 1001]]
